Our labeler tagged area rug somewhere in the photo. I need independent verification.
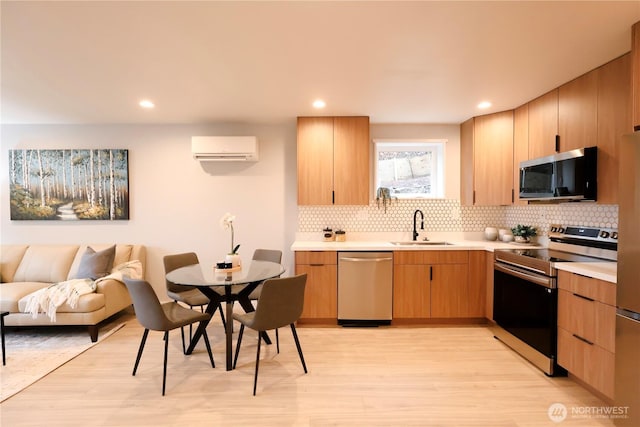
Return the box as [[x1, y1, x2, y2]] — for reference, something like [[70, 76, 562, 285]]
[[0, 315, 129, 402]]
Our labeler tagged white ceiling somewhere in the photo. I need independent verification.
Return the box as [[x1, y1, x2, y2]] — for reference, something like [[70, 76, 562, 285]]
[[2, 1, 639, 125]]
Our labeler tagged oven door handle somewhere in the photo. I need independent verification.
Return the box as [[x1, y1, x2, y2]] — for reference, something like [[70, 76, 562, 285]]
[[494, 262, 555, 289]]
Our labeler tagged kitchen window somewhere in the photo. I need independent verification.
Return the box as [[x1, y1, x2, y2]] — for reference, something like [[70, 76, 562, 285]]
[[373, 139, 445, 199]]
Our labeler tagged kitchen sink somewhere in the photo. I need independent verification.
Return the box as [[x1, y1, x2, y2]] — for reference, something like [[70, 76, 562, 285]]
[[390, 241, 454, 246]]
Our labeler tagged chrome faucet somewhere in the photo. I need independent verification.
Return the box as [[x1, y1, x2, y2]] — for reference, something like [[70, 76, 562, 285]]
[[413, 209, 424, 241]]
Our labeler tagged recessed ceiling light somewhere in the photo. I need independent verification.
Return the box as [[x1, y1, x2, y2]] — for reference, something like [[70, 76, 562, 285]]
[[312, 99, 326, 109], [477, 101, 492, 109], [139, 99, 155, 109]]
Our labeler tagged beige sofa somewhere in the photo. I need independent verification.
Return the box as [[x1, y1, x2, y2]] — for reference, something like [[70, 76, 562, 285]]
[[0, 244, 146, 341]]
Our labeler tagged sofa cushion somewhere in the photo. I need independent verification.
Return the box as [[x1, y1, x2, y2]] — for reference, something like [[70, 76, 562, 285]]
[[0, 282, 50, 312], [0, 245, 29, 283], [13, 245, 79, 283], [67, 244, 134, 280], [17, 289, 105, 313], [73, 245, 116, 280]]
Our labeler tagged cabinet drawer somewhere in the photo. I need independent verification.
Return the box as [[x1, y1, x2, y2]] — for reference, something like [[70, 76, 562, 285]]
[[557, 327, 615, 399], [394, 250, 468, 265], [558, 270, 615, 305], [295, 251, 337, 265], [558, 289, 616, 352]]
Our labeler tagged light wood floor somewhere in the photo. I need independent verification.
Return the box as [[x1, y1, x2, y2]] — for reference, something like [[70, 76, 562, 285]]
[[0, 314, 615, 427]]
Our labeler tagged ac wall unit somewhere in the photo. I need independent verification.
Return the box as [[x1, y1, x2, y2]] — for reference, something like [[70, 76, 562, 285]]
[[191, 136, 259, 161]]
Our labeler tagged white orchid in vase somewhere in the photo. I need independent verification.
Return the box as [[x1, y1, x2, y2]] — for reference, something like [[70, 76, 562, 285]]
[[220, 212, 241, 267]]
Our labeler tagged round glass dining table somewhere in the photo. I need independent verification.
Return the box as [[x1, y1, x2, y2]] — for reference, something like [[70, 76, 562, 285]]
[[166, 260, 285, 371]]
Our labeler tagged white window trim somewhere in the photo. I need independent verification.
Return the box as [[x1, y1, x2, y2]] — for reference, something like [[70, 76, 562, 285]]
[[372, 138, 446, 199]]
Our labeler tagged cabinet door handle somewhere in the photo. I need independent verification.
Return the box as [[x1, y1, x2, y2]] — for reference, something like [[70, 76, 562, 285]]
[[572, 333, 594, 346], [309, 264, 325, 267], [429, 266, 433, 282], [555, 135, 560, 152], [572, 292, 595, 302]]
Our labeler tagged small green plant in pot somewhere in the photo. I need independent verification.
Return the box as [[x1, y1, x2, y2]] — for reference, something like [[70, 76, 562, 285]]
[[511, 224, 537, 243]]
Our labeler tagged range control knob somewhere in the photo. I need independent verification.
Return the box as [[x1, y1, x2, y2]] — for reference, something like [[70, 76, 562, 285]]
[[550, 226, 558, 232], [600, 231, 610, 238], [558, 227, 565, 233], [612, 232, 618, 239]]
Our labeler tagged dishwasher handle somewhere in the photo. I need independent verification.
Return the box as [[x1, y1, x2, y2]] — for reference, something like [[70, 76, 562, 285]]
[[339, 257, 392, 263]]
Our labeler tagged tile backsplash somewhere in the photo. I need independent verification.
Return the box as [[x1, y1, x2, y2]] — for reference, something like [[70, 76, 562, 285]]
[[298, 200, 618, 235]]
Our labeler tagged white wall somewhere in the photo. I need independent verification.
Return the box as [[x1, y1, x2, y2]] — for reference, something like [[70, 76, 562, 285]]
[[0, 123, 299, 298]]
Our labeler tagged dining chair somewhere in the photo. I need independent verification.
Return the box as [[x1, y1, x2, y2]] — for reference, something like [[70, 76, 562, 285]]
[[163, 252, 226, 352], [248, 249, 283, 301], [123, 278, 215, 396], [232, 273, 308, 395]]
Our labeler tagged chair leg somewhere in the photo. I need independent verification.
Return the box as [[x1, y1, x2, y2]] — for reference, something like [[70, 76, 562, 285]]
[[290, 324, 307, 374], [202, 329, 215, 368], [275, 328, 280, 353], [180, 326, 186, 354], [133, 329, 149, 376], [162, 330, 169, 396], [173, 301, 187, 354], [233, 324, 245, 369], [253, 331, 262, 396]]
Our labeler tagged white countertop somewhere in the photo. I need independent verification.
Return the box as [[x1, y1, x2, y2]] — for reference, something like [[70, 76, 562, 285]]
[[290, 239, 540, 252], [554, 262, 617, 283], [290, 231, 617, 283], [291, 231, 543, 252]]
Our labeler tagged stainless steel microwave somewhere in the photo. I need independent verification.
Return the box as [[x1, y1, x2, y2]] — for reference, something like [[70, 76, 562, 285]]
[[519, 147, 597, 202]]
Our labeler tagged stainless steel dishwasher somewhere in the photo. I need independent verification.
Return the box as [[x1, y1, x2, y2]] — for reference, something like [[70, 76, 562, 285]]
[[338, 252, 393, 326]]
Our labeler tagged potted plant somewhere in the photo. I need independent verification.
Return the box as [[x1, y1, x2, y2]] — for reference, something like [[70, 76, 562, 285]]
[[511, 224, 537, 243], [376, 187, 396, 213], [220, 212, 242, 267]]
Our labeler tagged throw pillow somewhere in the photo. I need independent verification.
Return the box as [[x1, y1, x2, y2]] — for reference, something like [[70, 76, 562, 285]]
[[73, 245, 116, 280]]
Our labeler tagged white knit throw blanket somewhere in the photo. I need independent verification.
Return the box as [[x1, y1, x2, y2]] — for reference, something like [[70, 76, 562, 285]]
[[22, 260, 143, 322]]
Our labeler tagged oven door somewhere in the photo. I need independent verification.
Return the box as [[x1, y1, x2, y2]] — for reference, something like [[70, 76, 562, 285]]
[[493, 262, 557, 359]]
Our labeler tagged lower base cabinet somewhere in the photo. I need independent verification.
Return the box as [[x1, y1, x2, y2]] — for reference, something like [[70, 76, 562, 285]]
[[295, 251, 337, 322], [557, 270, 616, 399], [393, 250, 484, 320]]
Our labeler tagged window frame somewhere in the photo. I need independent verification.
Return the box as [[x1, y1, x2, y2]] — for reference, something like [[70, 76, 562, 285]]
[[372, 138, 446, 199]]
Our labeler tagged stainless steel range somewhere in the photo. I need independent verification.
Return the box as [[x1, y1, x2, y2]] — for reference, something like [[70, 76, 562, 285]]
[[493, 224, 617, 376]]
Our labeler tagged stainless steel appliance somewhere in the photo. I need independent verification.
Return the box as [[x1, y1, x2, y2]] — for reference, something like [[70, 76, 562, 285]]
[[493, 225, 617, 376], [519, 146, 597, 201], [614, 131, 640, 426], [338, 252, 393, 326]]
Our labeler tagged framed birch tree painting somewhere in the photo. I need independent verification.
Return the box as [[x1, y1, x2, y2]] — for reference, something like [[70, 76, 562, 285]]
[[8, 149, 129, 220]]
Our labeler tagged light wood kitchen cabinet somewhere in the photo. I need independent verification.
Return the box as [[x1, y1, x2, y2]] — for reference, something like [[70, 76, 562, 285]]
[[295, 251, 337, 322], [528, 89, 558, 159], [297, 116, 370, 205], [558, 70, 598, 151], [467, 251, 486, 318], [632, 21, 640, 129], [484, 251, 494, 321], [557, 270, 616, 399], [393, 263, 430, 318], [597, 53, 633, 204], [513, 104, 529, 205], [460, 111, 514, 206], [393, 250, 473, 319]]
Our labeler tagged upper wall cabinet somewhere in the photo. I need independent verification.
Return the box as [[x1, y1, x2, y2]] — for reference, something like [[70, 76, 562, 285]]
[[513, 104, 529, 205], [633, 21, 640, 130], [297, 116, 370, 205], [527, 89, 558, 159], [528, 70, 598, 159], [597, 53, 632, 204], [460, 111, 514, 206], [558, 70, 598, 151]]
